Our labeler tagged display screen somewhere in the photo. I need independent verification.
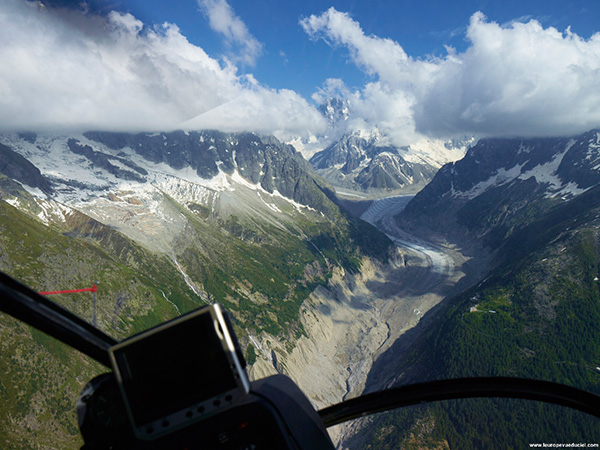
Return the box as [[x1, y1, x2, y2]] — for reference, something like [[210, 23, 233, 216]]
[[112, 310, 238, 427]]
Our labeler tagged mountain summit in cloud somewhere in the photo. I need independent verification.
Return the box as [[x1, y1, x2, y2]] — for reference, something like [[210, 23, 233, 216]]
[[0, 0, 325, 139], [1, 1, 599, 148], [302, 8, 600, 142]]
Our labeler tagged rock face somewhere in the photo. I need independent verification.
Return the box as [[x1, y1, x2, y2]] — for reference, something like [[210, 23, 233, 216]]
[[397, 130, 600, 249], [250, 262, 391, 409], [84, 130, 335, 214], [310, 132, 435, 193], [67, 139, 148, 182], [0, 143, 52, 194], [318, 97, 351, 126], [0, 131, 379, 332], [310, 131, 468, 196], [308, 97, 470, 196]]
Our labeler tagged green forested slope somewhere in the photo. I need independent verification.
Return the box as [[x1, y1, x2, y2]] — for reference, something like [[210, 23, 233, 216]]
[[0, 200, 203, 449], [0, 178, 391, 448], [361, 200, 600, 449]]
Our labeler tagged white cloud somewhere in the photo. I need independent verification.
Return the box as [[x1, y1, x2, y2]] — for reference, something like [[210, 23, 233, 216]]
[[300, 8, 426, 88], [311, 78, 351, 104], [418, 12, 600, 137], [198, 0, 262, 66], [302, 8, 600, 143], [182, 87, 326, 140], [0, 0, 325, 138]]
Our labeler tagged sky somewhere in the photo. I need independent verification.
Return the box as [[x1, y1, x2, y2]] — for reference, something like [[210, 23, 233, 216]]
[[1, 0, 600, 146]]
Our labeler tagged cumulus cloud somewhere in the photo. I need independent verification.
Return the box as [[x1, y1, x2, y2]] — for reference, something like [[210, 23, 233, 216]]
[[311, 78, 351, 105], [0, 0, 325, 138], [197, 0, 262, 66], [418, 12, 600, 137], [302, 8, 600, 142], [301, 8, 430, 88], [182, 87, 326, 138]]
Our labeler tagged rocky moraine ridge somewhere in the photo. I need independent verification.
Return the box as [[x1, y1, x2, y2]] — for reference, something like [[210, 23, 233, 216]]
[[82, 130, 336, 214]]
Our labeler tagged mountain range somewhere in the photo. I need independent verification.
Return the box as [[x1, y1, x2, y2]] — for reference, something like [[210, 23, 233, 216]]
[[310, 131, 471, 196], [0, 129, 392, 448], [339, 129, 600, 449], [305, 98, 471, 197], [2, 126, 600, 448]]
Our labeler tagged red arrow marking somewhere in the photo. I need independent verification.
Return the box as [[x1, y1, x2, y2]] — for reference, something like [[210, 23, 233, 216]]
[[40, 285, 97, 295]]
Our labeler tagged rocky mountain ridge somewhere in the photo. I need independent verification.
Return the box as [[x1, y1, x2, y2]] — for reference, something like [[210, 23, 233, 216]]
[[84, 130, 335, 211], [318, 97, 351, 127], [309, 130, 470, 196], [338, 129, 600, 448], [0, 129, 402, 449], [0, 143, 52, 195], [397, 130, 600, 250]]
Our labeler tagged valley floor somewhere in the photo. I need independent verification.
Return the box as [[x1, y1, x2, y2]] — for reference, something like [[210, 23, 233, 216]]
[[249, 195, 474, 447]]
